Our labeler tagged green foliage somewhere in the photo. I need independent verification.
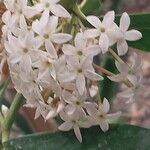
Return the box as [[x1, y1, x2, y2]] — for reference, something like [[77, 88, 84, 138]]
[[81, 0, 101, 15], [60, 0, 101, 15], [60, 0, 76, 10], [4, 124, 150, 150]]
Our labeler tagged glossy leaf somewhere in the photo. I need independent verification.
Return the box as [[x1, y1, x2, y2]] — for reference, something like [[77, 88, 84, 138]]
[[4, 124, 150, 150], [81, 0, 101, 15], [60, 0, 76, 10]]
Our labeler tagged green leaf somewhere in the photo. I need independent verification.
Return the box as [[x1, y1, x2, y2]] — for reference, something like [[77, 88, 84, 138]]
[[60, 0, 76, 10], [110, 0, 121, 12], [81, 0, 101, 15], [4, 124, 150, 150], [116, 13, 150, 52]]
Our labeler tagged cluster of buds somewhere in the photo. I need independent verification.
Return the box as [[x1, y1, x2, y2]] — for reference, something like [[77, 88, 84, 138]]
[[2, 0, 143, 142]]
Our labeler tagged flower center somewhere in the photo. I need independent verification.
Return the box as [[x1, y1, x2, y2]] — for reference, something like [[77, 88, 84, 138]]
[[44, 33, 49, 39], [99, 114, 104, 119], [76, 101, 80, 105], [45, 2, 50, 8], [22, 48, 28, 53], [45, 61, 51, 67], [100, 27, 106, 33], [72, 120, 76, 124], [77, 68, 83, 73], [77, 50, 83, 56]]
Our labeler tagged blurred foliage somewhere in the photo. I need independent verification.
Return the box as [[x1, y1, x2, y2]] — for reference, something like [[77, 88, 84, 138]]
[[81, 0, 101, 15], [4, 125, 150, 150]]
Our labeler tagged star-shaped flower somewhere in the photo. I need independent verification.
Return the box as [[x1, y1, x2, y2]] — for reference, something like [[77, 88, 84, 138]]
[[84, 11, 121, 53], [34, 0, 71, 18], [117, 12, 142, 55], [32, 13, 72, 59], [66, 56, 103, 95], [58, 109, 91, 143], [86, 98, 121, 132], [108, 53, 143, 84], [62, 32, 100, 61]]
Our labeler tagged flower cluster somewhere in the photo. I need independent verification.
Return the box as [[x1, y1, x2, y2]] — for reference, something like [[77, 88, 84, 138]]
[[2, 0, 143, 142]]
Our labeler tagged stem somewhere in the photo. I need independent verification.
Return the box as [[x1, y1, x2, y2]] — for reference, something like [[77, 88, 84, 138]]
[[79, 0, 87, 8], [73, 3, 87, 21], [2, 93, 24, 143], [93, 63, 114, 76], [0, 76, 11, 104], [93, 63, 133, 88], [108, 48, 124, 63]]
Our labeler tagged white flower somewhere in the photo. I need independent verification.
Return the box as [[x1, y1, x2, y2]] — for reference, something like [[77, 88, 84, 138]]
[[4, 0, 39, 19], [33, 51, 57, 80], [66, 56, 103, 95], [37, 71, 62, 97], [62, 32, 100, 61], [58, 109, 91, 143], [84, 11, 121, 53], [45, 96, 65, 120], [5, 31, 39, 74], [117, 12, 142, 55], [108, 53, 143, 84], [2, 11, 19, 39], [34, 0, 70, 18], [86, 98, 121, 132], [118, 76, 143, 103], [54, 55, 75, 83], [62, 90, 92, 114], [32, 14, 72, 59]]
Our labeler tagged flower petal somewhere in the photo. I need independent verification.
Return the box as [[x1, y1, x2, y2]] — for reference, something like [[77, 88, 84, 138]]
[[106, 112, 122, 120], [46, 110, 57, 119], [120, 12, 130, 32], [62, 44, 76, 55], [102, 98, 110, 113], [99, 119, 109, 132], [115, 61, 130, 73], [59, 111, 68, 121], [107, 73, 126, 82], [76, 74, 85, 95], [48, 15, 58, 32], [85, 70, 103, 81], [51, 4, 71, 18], [84, 29, 100, 38], [74, 32, 86, 49], [45, 41, 57, 59], [117, 40, 128, 56], [86, 45, 101, 56], [99, 34, 109, 53], [87, 15, 101, 29], [39, 10, 49, 28], [125, 30, 142, 41], [102, 11, 115, 27], [58, 122, 73, 131], [118, 88, 134, 98], [51, 33, 72, 44], [74, 125, 82, 143]]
